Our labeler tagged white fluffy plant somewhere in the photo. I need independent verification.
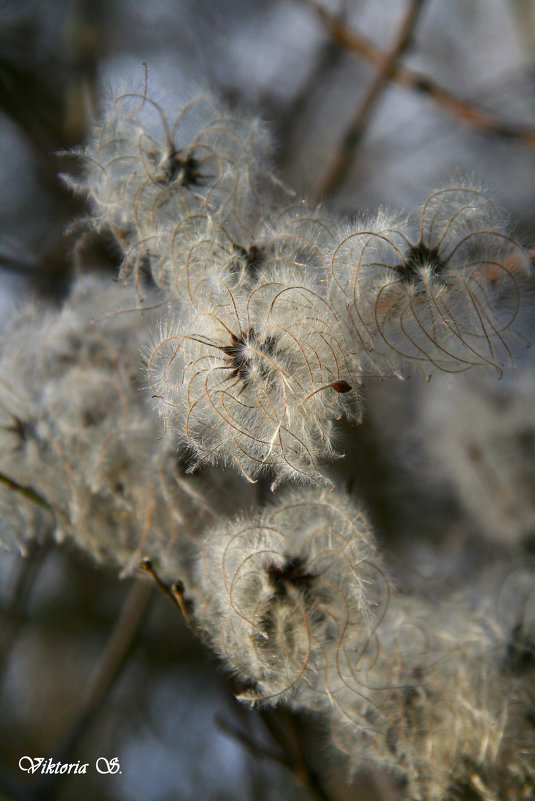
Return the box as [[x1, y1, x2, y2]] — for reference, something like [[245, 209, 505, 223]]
[[147, 268, 361, 486], [62, 82, 277, 298], [328, 184, 530, 379], [0, 276, 250, 579], [194, 489, 535, 801], [328, 591, 535, 801], [63, 84, 533, 489], [150, 198, 336, 305], [194, 488, 389, 706], [2, 76, 535, 801]]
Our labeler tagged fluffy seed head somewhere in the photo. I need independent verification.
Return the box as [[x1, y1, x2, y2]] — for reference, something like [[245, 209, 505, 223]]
[[147, 273, 362, 486], [0, 277, 252, 578], [329, 184, 530, 378], [62, 86, 273, 293], [195, 488, 388, 705], [329, 587, 535, 801], [422, 366, 535, 545]]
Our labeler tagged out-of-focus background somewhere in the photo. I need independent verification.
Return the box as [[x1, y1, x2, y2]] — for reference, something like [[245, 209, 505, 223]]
[[1, 1, 534, 799]]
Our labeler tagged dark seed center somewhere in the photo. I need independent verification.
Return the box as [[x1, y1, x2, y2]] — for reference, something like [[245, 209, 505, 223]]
[[394, 242, 445, 284], [265, 556, 315, 597]]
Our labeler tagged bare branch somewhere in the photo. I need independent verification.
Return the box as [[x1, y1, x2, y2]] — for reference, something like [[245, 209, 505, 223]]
[[299, 0, 535, 195], [0, 472, 54, 514], [315, 0, 427, 198]]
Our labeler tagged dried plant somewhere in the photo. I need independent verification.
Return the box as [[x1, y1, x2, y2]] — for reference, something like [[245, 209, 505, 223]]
[[195, 488, 388, 704], [1, 67, 535, 801], [147, 270, 361, 486], [328, 184, 530, 378], [0, 276, 252, 579]]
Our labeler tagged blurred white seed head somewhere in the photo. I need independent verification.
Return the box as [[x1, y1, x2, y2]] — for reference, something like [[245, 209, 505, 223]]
[[421, 365, 535, 546], [0, 276, 253, 578], [195, 487, 388, 706], [329, 586, 535, 801]]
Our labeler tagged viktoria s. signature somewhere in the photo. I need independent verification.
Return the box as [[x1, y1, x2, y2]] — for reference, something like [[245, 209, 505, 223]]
[[19, 756, 121, 775]]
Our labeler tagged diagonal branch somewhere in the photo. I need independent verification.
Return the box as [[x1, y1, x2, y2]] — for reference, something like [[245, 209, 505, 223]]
[[0, 542, 50, 689], [215, 715, 291, 768], [301, 0, 535, 182], [0, 472, 54, 513], [138, 558, 198, 635], [32, 578, 153, 800], [315, 0, 427, 198]]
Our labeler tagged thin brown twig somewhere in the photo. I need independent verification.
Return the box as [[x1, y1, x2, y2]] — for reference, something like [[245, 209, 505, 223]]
[[0, 542, 50, 688], [315, 0, 427, 198], [255, 707, 297, 764], [277, 39, 346, 170], [80, 579, 153, 709], [139, 557, 180, 608], [29, 577, 152, 800], [138, 558, 198, 635], [46, 582, 150, 763], [0, 471, 54, 513], [170, 580, 197, 632], [215, 715, 292, 768], [283, 709, 335, 801], [302, 0, 535, 164], [221, 705, 337, 801]]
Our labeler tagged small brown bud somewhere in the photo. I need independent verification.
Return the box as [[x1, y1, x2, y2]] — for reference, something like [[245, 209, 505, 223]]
[[331, 380, 352, 393]]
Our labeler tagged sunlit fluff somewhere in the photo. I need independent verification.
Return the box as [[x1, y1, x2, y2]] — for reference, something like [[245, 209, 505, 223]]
[[0, 277, 246, 578], [62, 87, 272, 294], [151, 199, 336, 305], [329, 184, 530, 377], [195, 488, 389, 706], [147, 272, 361, 486], [329, 585, 535, 801]]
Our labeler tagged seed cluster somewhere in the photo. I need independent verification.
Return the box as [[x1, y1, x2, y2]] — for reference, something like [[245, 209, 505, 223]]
[[1, 82, 533, 801]]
